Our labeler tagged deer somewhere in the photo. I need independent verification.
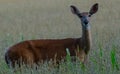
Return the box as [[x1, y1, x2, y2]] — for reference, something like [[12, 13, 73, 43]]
[[5, 3, 98, 68]]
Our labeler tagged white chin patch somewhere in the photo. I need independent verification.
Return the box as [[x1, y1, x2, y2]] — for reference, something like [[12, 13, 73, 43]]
[[86, 25, 91, 30], [83, 23, 91, 30]]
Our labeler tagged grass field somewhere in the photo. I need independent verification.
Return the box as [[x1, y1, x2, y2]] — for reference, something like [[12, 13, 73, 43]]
[[0, 0, 120, 74]]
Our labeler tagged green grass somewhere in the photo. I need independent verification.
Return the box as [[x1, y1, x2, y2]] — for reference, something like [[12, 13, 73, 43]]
[[0, 0, 120, 74], [110, 45, 119, 70]]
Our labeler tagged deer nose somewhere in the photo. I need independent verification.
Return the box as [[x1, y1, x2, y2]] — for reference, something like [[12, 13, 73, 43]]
[[84, 21, 89, 25]]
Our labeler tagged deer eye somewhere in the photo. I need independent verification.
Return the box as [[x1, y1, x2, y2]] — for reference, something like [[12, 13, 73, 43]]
[[80, 15, 83, 18], [78, 14, 82, 18], [88, 14, 91, 17]]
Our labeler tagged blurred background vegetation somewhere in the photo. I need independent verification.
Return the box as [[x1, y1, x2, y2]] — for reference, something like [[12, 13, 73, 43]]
[[0, 0, 120, 74]]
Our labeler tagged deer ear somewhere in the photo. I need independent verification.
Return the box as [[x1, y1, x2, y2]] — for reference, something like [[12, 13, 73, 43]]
[[89, 3, 98, 15], [70, 5, 80, 15]]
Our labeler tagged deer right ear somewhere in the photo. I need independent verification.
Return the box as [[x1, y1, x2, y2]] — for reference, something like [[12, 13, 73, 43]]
[[70, 5, 80, 15]]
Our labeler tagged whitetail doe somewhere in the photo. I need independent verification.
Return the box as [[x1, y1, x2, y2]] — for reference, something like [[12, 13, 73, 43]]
[[5, 3, 98, 68]]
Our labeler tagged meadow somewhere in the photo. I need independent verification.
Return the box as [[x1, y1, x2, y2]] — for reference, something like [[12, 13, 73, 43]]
[[0, 0, 120, 74]]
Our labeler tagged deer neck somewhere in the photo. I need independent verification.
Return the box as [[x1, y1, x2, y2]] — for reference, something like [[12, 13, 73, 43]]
[[81, 24, 92, 54]]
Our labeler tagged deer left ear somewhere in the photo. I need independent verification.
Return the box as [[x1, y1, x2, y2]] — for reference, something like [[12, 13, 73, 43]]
[[89, 3, 98, 15], [70, 5, 80, 15]]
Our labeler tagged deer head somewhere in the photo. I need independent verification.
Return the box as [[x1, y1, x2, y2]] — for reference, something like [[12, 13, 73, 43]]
[[70, 3, 98, 30]]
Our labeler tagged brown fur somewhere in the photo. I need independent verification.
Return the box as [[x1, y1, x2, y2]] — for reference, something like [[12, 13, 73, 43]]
[[5, 38, 85, 67]]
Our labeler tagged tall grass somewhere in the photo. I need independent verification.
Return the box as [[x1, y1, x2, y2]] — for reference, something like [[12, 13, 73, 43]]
[[110, 45, 119, 71], [1, 42, 120, 74]]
